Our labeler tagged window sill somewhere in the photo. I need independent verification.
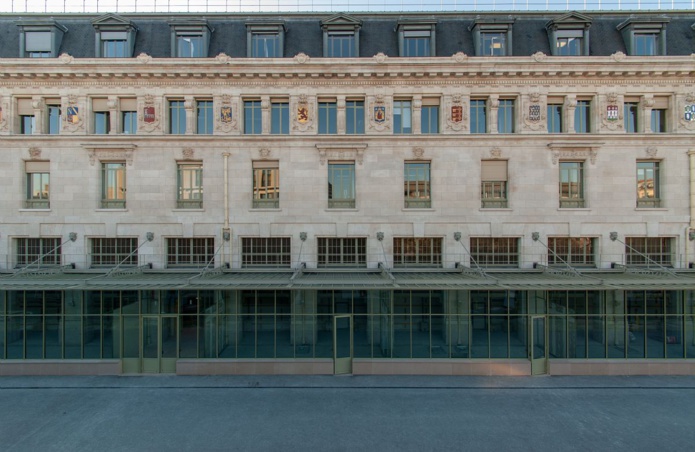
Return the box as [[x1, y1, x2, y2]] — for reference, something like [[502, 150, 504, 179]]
[[401, 208, 435, 212], [557, 208, 591, 211], [634, 207, 668, 211], [324, 208, 359, 212], [249, 208, 282, 212], [19, 208, 51, 212], [172, 208, 205, 212], [95, 208, 128, 212], [478, 208, 512, 212]]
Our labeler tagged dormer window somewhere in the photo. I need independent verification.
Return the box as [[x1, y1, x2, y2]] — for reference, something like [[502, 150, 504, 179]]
[[92, 14, 137, 58], [397, 19, 436, 57], [321, 14, 362, 58], [546, 12, 592, 56], [247, 22, 285, 58], [617, 17, 669, 56], [170, 20, 213, 57], [471, 19, 514, 56], [17, 20, 67, 58]]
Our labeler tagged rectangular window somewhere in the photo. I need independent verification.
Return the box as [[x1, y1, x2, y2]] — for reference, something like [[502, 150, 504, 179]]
[[575, 100, 591, 133], [196, 100, 213, 135], [24, 31, 52, 57], [20, 115, 35, 135], [651, 109, 667, 133], [547, 104, 563, 133], [317, 237, 367, 267], [481, 160, 508, 208], [47, 105, 61, 134], [326, 33, 356, 57], [25, 161, 50, 209], [625, 237, 672, 266], [16, 237, 61, 267], [167, 238, 215, 267], [241, 237, 291, 267], [497, 99, 515, 133], [559, 161, 584, 208], [393, 237, 442, 267], [177, 35, 204, 57], [328, 162, 355, 208], [403, 31, 431, 57], [244, 100, 262, 135], [270, 102, 289, 135], [122, 111, 137, 134], [404, 162, 431, 208], [101, 35, 127, 58], [470, 99, 487, 134], [624, 102, 639, 133], [393, 100, 412, 134], [345, 100, 365, 134], [548, 237, 596, 266], [169, 100, 186, 134], [94, 111, 110, 135], [251, 33, 281, 57], [636, 161, 660, 208], [177, 163, 203, 209], [481, 32, 506, 56], [91, 238, 138, 267], [253, 161, 280, 208], [421, 102, 439, 134], [470, 237, 519, 267], [556, 35, 583, 56], [318, 101, 337, 134], [101, 162, 126, 209], [120, 98, 137, 134], [634, 33, 658, 56]]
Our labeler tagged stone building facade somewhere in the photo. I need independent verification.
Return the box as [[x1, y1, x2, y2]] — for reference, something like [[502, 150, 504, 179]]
[[0, 11, 695, 375]]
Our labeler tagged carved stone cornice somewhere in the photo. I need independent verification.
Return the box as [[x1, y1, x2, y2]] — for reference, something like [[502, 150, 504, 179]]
[[82, 143, 137, 166], [548, 141, 602, 165], [316, 143, 367, 165]]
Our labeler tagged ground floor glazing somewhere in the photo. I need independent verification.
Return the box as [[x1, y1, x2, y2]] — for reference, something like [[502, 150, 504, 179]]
[[1, 289, 694, 365]]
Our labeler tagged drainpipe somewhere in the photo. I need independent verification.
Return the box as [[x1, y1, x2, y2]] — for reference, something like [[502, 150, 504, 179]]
[[686, 150, 695, 268], [223, 152, 231, 265]]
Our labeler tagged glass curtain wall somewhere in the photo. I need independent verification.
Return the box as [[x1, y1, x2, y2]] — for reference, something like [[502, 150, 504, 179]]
[[1, 289, 693, 361]]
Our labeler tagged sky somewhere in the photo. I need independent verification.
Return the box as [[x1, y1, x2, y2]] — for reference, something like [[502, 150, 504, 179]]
[[0, 0, 692, 13]]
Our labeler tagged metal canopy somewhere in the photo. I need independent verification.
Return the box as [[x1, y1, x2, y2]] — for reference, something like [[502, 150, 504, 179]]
[[1, 268, 694, 291]]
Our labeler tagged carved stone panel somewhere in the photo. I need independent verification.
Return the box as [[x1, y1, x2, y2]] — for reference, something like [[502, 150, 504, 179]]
[[62, 94, 85, 133], [368, 94, 391, 133], [215, 94, 238, 134], [138, 94, 161, 134], [292, 94, 315, 133], [522, 91, 546, 132], [445, 94, 468, 132]]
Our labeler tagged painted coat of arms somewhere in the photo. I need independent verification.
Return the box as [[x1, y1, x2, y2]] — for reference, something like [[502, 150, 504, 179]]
[[606, 105, 619, 120], [374, 106, 385, 123], [67, 106, 79, 123], [144, 106, 156, 123], [220, 106, 232, 123]]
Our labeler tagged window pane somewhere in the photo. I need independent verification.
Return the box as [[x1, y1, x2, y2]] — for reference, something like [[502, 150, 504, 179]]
[[470, 100, 487, 133], [271, 103, 289, 134], [393, 101, 412, 134], [547, 104, 562, 133], [345, 101, 364, 134], [196, 101, 213, 134]]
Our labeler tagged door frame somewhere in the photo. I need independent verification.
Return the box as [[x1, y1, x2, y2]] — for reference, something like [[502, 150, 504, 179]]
[[141, 315, 178, 374], [333, 314, 353, 375], [530, 315, 548, 375]]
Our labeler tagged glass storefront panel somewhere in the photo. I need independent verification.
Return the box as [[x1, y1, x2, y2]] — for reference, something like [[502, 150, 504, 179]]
[[24, 316, 42, 358], [103, 315, 119, 358], [0, 315, 5, 359], [548, 315, 566, 358], [7, 316, 23, 358], [606, 316, 626, 358], [354, 314, 371, 358], [83, 316, 100, 359], [162, 290, 179, 314], [587, 315, 606, 358], [45, 315, 61, 359], [316, 314, 333, 358], [666, 316, 684, 358], [628, 317, 645, 358], [141, 290, 159, 314], [509, 315, 526, 358], [471, 315, 489, 358], [645, 316, 665, 358], [122, 316, 139, 358], [276, 314, 293, 358], [569, 316, 587, 358]]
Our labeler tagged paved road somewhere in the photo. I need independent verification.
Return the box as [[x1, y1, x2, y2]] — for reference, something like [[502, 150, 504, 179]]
[[1, 376, 694, 451]]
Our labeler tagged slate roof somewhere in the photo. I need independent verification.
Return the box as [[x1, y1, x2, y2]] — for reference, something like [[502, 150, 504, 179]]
[[0, 12, 692, 58]]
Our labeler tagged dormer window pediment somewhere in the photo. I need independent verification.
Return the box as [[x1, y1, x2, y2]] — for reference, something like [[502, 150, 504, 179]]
[[92, 14, 137, 58]]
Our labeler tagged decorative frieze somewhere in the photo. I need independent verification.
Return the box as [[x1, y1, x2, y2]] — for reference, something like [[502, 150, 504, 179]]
[[316, 143, 367, 165]]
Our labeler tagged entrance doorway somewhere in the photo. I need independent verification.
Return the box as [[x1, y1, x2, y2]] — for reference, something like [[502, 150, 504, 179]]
[[530, 315, 547, 375], [142, 315, 178, 373], [334, 315, 353, 375]]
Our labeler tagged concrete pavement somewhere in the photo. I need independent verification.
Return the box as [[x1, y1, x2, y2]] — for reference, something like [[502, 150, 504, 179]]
[[1, 375, 694, 451]]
